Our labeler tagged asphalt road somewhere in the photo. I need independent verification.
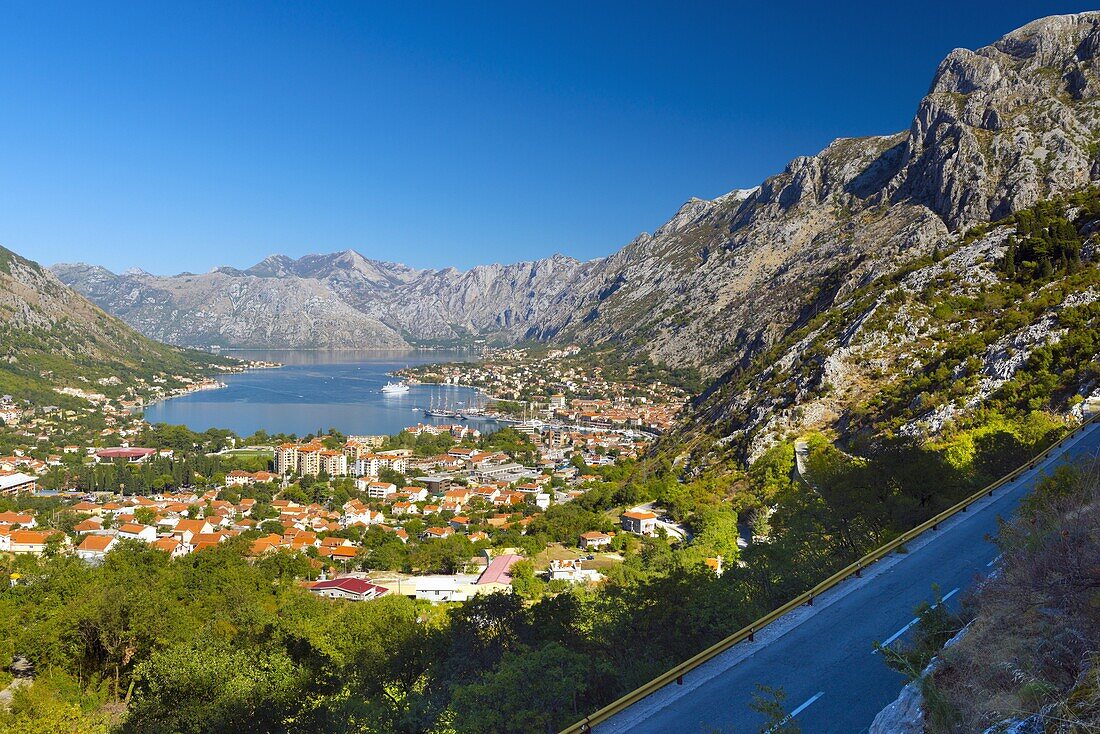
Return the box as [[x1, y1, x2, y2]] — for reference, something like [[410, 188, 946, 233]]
[[598, 421, 1100, 734]]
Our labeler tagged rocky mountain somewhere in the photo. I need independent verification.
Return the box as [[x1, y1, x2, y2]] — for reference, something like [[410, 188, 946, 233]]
[[53, 249, 603, 349], [52, 14, 1100, 426], [0, 245, 226, 404], [531, 13, 1100, 375], [52, 260, 409, 350], [684, 187, 1100, 463]]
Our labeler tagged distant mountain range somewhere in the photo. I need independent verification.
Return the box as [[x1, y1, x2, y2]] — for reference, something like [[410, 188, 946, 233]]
[[57, 15, 1100, 374], [48, 13, 1100, 453]]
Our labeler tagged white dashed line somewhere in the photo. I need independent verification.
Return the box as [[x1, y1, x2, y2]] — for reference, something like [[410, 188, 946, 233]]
[[876, 588, 959, 652], [764, 692, 824, 734]]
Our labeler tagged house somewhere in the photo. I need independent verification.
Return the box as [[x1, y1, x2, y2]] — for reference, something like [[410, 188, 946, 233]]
[[449, 516, 471, 532], [172, 518, 213, 544], [320, 536, 353, 551], [76, 534, 117, 562], [475, 485, 502, 502], [424, 526, 453, 540], [413, 575, 478, 603], [342, 499, 376, 526], [475, 553, 521, 592], [365, 481, 397, 499], [249, 534, 282, 556], [73, 517, 104, 534], [492, 492, 525, 507], [401, 486, 429, 502], [443, 488, 473, 504], [620, 510, 657, 536], [379, 525, 410, 544], [0, 511, 35, 528], [391, 501, 419, 516], [117, 523, 157, 542], [10, 529, 63, 555], [309, 577, 389, 602], [579, 531, 612, 550], [226, 470, 255, 486], [326, 545, 359, 562], [154, 537, 188, 558], [191, 532, 228, 551]]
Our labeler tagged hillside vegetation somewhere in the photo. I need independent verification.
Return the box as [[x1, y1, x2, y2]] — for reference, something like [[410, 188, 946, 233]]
[[0, 244, 231, 405], [681, 187, 1100, 467], [879, 461, 1100, 733]]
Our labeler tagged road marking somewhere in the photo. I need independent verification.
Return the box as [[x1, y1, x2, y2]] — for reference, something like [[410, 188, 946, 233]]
[[986, 554, 1003, 568], [764, 692, 824, 733], [876, 588, 959, 652]]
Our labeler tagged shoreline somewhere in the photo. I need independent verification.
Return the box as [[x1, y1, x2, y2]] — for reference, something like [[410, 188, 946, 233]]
[[136, 359, 284, 410], [134, 359, 498, 435]]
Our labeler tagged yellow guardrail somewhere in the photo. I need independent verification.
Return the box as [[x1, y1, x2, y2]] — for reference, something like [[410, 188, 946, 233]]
[[560, 413, 1099, 733]]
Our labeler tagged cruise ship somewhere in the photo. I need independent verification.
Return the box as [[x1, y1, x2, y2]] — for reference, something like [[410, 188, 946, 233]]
[[381, 381, 410, 394]]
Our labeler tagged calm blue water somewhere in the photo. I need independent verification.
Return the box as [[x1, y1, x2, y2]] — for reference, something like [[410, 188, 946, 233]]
[[142, 350, 492, 437]]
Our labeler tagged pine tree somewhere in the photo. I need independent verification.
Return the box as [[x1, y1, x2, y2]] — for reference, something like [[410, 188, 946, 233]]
[[1003, 241, 1017, 279]]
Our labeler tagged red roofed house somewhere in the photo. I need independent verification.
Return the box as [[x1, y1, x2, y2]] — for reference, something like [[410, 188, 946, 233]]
[[0, 511, 35, 528], [10, 529, 65, 555], [117, 523, 157, 542], [579, 531, 613, 550], [620, 510, 657, 536], [76, 534, 117, 562]]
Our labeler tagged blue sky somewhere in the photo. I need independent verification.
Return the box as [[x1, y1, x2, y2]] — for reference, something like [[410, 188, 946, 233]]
[[0, 1, 1094, 274]]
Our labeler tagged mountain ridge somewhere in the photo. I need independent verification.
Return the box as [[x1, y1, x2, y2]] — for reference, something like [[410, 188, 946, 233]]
[[0, 244, 228, 405], [51, 13, 1100, 409]]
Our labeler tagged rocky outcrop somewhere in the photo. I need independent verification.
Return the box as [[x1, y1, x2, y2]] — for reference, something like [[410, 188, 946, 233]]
[[868, 677, 925, 734], [869, 625, 972, 734]]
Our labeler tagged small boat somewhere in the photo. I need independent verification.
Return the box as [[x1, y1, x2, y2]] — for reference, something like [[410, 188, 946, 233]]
[[381, 382, 410, 394]]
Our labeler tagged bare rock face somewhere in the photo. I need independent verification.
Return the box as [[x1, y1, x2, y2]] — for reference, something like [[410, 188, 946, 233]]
[[890, 13, 1100, 227], [868, 677, 925, 734]]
